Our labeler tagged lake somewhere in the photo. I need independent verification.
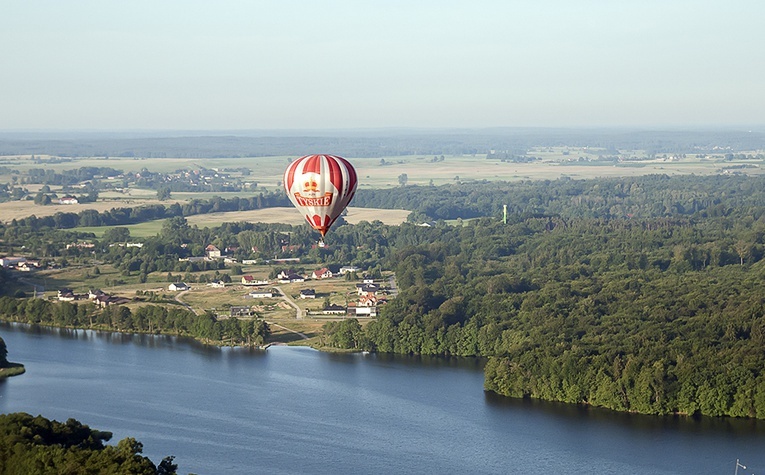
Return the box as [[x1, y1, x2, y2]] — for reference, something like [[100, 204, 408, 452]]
[[1, 323, 763, 474]]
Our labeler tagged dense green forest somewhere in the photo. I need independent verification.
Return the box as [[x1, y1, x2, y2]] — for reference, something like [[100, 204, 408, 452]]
[[332, 175, 765, 419], [0, 412, 176, 474]]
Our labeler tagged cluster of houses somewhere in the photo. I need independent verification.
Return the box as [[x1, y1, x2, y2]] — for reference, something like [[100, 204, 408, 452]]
[[0, 256, 41, 272], [238, 265, 386, 318], [57, 288, 129, 307]]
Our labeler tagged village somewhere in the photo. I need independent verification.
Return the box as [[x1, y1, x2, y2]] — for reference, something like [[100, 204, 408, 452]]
[[0, 242, 391, 327]]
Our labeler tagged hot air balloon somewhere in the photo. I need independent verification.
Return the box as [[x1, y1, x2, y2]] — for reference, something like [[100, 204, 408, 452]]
[[283, 154, 358, 238]]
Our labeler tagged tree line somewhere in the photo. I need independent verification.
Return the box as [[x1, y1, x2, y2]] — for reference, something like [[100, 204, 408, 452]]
[[0, 298, 270, 347], [9, 190, 291, 231]]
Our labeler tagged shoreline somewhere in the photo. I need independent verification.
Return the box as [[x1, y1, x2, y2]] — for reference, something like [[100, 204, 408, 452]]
[[0, 362, 25, 379]]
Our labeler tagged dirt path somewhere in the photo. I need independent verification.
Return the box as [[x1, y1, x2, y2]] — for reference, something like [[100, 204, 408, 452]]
[[266, 322, 310, 340], [174, 289, 199, 315], [275, 286, 303, 319]]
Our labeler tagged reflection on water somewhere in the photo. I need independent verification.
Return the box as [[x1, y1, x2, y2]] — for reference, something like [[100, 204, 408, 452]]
[[484, 391, 765, 438], [0, 321, 268, 359]]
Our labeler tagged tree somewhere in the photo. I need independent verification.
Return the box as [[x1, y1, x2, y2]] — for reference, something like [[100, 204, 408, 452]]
[[157, 187, 171, 201], [103, 227, 131, 243], [398, 173, 408, 186]]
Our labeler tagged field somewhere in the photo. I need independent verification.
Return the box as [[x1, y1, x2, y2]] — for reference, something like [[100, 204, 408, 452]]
[[0, 198, 182, 223], [68, 207, 409, 238], [3, 152, 764, 226], [3, 152, 763, 192]]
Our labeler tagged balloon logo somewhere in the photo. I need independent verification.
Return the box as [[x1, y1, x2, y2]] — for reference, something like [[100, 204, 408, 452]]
[[284, 154, 358, 237]]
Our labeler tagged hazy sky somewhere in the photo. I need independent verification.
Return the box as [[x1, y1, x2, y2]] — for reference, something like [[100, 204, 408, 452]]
[[2, 1, 763, 130]]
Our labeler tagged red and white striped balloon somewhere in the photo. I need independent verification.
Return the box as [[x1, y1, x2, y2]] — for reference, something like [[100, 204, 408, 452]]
[[283, 154, 358, 237]]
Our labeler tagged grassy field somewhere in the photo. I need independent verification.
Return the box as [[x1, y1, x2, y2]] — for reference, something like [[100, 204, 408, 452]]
[[68, 206, 410, 238], [3, 154, 764, 224], [3, 153, 764, 190], [0, 198, 182, 223]]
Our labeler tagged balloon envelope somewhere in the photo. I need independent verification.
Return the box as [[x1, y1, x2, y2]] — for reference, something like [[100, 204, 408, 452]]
[[283, 154, 358, 237]]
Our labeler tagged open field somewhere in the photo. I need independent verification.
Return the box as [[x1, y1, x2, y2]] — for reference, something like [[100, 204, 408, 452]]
[[185, 206, 410, 228], [0, 198, 181, 223], [3, 153, 764, 192], [69, 207, 410, 238], [4, 154, 764, 224]]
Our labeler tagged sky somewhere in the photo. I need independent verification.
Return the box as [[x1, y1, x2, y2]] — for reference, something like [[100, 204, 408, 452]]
[[1, 0, 764, 130]]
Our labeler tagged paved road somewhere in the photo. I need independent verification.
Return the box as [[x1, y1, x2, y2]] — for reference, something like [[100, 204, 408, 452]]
[[387, 274, 399, 297]]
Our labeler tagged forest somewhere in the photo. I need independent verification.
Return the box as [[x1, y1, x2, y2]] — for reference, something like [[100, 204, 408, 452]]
[[5, 173, 765, 418], [0, 412, 176, 474]]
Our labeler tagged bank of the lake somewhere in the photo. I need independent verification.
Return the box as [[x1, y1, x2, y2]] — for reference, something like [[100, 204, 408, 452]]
[[1, 322, 763, 475], [0, 363, 25, 378]]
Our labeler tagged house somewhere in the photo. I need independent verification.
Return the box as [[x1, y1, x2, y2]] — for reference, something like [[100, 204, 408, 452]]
[[358, 295, 378, 307], [350, 306, 377, 317], [357, 283, 379, 296], [0, 257, 27, 268], [205, 245, 221, 258], [58, 196, 79, 205], [299, 289, 316, 299], [88, 289, 106, 300], [277, 270, 298, 280], [223, 257, 238, 264], [209, 280, 226, 288], [278, 272, 305, 283], [57, 288, 76, 301], [169, 282, 189, 291], [242, 259, 258, 265], [339, 265, 360, 275], [95, 294, 129, 308], [322, 304, 347, 315], [230, 306, 254, 317], [312, 268, 333, 279], [362, 275, 375, 284], [248, 290, 274, 299], [242, 275, 269, 286]]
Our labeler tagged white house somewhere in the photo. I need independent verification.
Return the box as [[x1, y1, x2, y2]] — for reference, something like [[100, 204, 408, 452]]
[[352, 306, 377, 317], [249, 290, 274, 299], [169, 282, 190, 291], [58, 196, 79, 205], [339, 265, 360, 275], [0, 257, 27, 268]]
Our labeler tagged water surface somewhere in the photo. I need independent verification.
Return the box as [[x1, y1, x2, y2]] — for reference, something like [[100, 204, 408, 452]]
[[1, 323, 763, 474]]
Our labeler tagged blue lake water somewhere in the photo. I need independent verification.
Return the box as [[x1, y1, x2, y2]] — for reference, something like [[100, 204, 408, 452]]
[[1, 323, 763, 474]]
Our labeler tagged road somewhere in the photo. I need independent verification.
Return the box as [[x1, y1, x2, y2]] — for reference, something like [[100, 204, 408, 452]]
[[276, 286, 303, 319], [174, 289, 199, 315], [387, 274, 399, 297]]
